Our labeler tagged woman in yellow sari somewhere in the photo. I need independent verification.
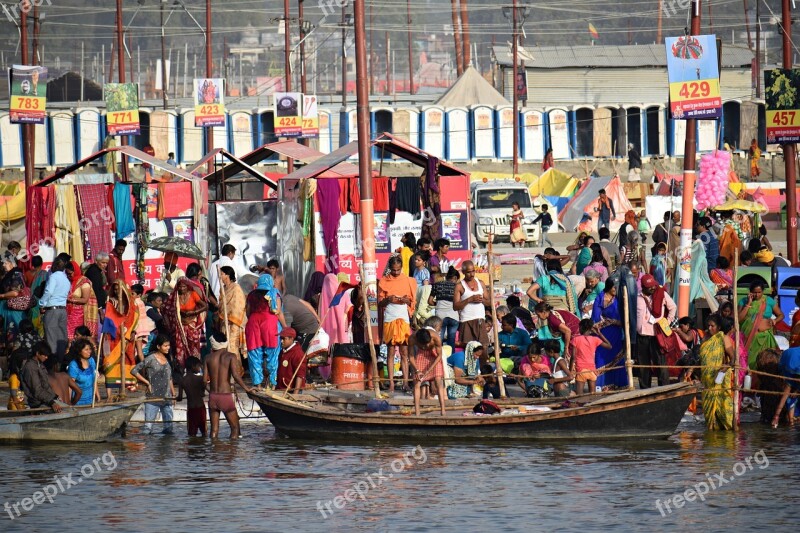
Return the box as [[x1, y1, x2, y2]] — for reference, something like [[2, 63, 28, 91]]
[[749, 138, 761, 178], [737, 280, 784, 369], [215, 266, 246, 359], [700, 315, 736, 430]]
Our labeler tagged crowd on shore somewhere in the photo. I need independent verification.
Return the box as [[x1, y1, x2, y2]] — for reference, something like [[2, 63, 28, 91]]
[[3, 187, 800, 432]]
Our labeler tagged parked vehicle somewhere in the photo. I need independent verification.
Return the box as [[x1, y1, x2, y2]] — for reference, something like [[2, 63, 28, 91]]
[[471, 179, 538, 246]]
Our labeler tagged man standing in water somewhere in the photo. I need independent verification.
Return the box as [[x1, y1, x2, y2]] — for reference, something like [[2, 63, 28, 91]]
[[205, 332, 252, 439]]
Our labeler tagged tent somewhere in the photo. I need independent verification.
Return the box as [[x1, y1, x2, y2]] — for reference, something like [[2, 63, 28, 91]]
[[529, 168, 580, 198], [435, 66, 510, 107], [559, 176, 636, 232]]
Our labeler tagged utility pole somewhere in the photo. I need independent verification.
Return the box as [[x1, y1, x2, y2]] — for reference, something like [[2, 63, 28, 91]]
[[284, 0, 294, 172], [299, 0, 307, 94], [743, 0, 754, 49], [369, 2, 373, 94], [206, 0, 213, 173], [353, 0, 376, 301], [385, 31, 391, 96], [407, 0, 414, 94], [512, 0, 519, 175], [20, 9, 34, 188], [755, 0, 761, 97], [160, 2, 168, 110], [32, 3, 40, 65], [451, 0, 463, 76], [677, 0, 701, 317], [657, 0, 663, 44], [116, 0, 128, 180], [460, 0, 471, 69], [782, 0, 798, 263], [342, 5, 348, 106]]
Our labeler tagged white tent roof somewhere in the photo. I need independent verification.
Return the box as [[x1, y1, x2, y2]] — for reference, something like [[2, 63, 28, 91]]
[[434, 66, 510, 107]]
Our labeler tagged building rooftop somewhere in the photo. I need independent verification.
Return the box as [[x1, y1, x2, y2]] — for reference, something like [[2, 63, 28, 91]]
[[492, 43, 754, 69]]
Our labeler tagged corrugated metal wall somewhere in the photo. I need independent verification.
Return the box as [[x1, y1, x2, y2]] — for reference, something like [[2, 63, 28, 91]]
[[503, 67, 753, 107]]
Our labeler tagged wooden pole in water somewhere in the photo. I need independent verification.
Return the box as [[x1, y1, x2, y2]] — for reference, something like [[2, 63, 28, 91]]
[[733, 252, 740, 428], [92, 333, 105, 408], [487, 232, 507, 398], [623, 285, 634, 390], [217, 266, 230, 340], [117, 284, 126, 400], [360, 265, 381, 397]]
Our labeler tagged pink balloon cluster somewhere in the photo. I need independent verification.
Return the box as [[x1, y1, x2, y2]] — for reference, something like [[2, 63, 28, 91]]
[[696, 150, 731, 211]]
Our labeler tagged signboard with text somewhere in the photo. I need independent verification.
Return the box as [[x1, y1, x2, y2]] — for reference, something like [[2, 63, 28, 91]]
[[301, 94, 319, 138], [765, 68, 800, 143], [665, 35, 721, 119], [8, 65, 48, 124], [194, 78, 225, 127], [274, 92, 303, 137], [104, 83, 140, 136]]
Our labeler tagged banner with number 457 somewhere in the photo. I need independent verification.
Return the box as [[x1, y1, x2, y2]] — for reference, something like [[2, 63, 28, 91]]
[[765, 68, 800, 144]]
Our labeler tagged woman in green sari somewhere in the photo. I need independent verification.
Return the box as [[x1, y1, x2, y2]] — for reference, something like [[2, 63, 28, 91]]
[[699, 315, 736, 430], [527, 259, 579, 315], [737, 280, 783, 369], [572, 235, 595, 276]]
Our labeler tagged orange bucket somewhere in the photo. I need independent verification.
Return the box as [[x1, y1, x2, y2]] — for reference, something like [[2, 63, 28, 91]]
[[331, 354, 367, 390]]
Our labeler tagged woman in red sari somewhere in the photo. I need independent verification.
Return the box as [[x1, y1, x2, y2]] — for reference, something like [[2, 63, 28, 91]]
[[163, 277, 208, 370], [65, 261, 99, 340]]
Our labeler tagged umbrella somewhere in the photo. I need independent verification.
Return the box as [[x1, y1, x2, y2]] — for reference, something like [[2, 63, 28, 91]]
[[671, 36, 703, 60], [148, 236, 205, 260], [713, 199, 768, 214]]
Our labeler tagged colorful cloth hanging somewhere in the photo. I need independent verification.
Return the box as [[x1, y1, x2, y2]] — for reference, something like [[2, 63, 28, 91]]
[[54, 184, 85, 264], [316, 179, 341, 274], [26, 185, 55, 248], [133, 184, 149, 283], [77, 184, 114, 259], [112, 182, 136, 240]]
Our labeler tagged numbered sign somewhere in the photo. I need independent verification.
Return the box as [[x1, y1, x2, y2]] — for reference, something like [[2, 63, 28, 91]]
[[8, 65, 48, 124], [194, 78, 225, 127], [665, 35, 721, 119], [274, 92, 303, 137], [104, 83, 140, 136], [301, 94, 319, 138], [765, 68, 800, 143]]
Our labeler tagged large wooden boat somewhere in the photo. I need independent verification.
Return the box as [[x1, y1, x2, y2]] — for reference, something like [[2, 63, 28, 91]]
[[0, 400, 145, 443], [249, 382, 699, 441]]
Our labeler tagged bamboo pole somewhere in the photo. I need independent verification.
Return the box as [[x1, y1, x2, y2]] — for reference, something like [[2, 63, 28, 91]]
[[217, 266, 230, 340], [487, 232, 507, 398], [117, 284, 127, 400], [91, 333, 105, 408], [360, 266, 381, 397], [623, 284, 634, 390], [733, 252, 741, 428]]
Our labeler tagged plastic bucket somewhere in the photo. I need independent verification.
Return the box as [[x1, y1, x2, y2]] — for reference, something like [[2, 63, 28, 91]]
[[331, 353, 367, 390]]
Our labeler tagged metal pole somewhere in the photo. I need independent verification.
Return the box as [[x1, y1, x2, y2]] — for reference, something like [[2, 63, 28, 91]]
[[20, 8, 34, 188], [460, 0, 471, 68], [369, 2, 373, 94], [299, 0, 307, 94], [657, 0, 663, 44], [783, 0, 798, 263], [341, 5, 347, 106], [755, 0, 761, 98], [677, 0, 701, 317], [160, 3, 168, 110], [205, 0, 214, 173], [116, 0, 129, 181], [407, 0, 414, 94], [385, 31, 391, 96], [450, 0, 463, 76], [32, 3, 40, 65], [284, 0, 294, 172], [81, 41, 85, 101], [183, 42, 188, 98], [512, 0, 519, 175], [354, 0, 377, 292]]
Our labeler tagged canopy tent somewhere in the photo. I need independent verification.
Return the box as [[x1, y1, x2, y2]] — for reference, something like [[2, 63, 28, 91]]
[[434, 66, 510, 107], [528, 168, 580, 198], [559, 176, 636, 232], [0, 182, 25, 223]]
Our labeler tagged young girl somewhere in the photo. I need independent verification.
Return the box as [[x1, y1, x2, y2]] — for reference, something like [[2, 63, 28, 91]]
[[510, 201, 527, 248], [650, 242, 668, 287], [132, 334, 176, 435], [545, 340, 574, 397], [411, 254, 430, 286], [570, 319, 611, 394]]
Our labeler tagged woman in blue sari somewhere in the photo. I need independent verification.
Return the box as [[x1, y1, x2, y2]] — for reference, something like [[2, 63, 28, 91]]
[[527, 259, 579, 315], [591, 282, 629, 388]]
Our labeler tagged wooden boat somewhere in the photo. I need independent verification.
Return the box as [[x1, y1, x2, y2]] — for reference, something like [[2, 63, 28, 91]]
[[249, 382, 699, 441], [0, 400, 145, 443]]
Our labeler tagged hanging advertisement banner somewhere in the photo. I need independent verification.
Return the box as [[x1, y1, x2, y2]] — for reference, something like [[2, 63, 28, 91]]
[[301, 94, 319, 138], [274, 92, 303, 137], [8, 65, 48, 124], [764, 68, 800, 143], [665, 34, 722, 119], [194, 78, 225, 127], [104, 83, 141, 136]]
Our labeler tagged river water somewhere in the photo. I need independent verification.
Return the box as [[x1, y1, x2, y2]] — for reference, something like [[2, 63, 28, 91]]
[[1, 412, 798, 533]]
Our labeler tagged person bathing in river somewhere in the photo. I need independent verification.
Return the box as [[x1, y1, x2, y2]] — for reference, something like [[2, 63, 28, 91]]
[[205, 332, 252, 439]]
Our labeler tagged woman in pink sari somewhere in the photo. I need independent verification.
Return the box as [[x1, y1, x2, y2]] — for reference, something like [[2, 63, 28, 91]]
[[317, 274, 353, 379]]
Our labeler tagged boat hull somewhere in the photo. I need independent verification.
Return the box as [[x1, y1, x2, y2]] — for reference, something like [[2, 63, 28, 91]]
[[250, 383, 698, 441], [0, 401, 144, 443]]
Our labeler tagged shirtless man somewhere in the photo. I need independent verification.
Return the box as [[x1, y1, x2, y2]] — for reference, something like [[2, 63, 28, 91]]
[[204, 332, 252, 439], [266, 259, 287, 295], [46, 357, 81, 405]]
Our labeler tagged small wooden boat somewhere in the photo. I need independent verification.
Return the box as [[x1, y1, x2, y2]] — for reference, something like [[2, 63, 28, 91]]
[[0, 400, 146, 443], [249, 382, 699, 441]]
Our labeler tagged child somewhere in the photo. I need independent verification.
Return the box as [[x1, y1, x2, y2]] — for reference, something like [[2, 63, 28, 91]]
[[650, 242, 668, 287], [531, 204, 554, 247], [480, 364, 502, 399], [131, 284, 156, 363], [544, 340, 573, 397], [412, 253, 430, 286], [7, 348, 28, 410], [411, 328, 446, 416], [146, 291, 169, 335], [177, 356, 207, 437], [570, 319, 611, 394], [519, 344, 552, 395], [637, 210, 651, 244], [15, 319, 42, 355]]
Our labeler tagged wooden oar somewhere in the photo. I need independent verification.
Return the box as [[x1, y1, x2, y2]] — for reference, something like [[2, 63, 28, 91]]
[[733, 252, 740, 428], [91, 332, 105, 408], [359, 265, 381, 397], [487, 231, 507, 398], [217, 265, 230, 341], [623, 284, 634, 390]]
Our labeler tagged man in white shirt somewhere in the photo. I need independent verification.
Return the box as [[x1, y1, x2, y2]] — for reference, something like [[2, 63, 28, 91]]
[[209, 244, 236, 300]]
